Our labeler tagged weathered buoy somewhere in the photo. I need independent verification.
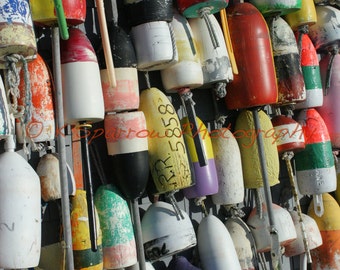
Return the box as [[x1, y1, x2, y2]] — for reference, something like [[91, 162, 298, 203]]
[[142, 201, 197, 262], [284, 0, 317, 31], [210, 127, 244, 206], [94, 184, 137, 269], [0, 135, 41, 268], [197, 214, 242, 270], [225, 2, 278, 110], [60, 27, 104, 125], [248, 0, 302, 17]]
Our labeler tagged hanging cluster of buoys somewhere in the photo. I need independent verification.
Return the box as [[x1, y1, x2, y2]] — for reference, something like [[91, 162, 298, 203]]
[[2, 0, 340, 269]]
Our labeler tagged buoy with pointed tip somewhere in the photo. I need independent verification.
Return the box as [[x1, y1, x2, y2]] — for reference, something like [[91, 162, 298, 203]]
[[248, 0, 302, 17]]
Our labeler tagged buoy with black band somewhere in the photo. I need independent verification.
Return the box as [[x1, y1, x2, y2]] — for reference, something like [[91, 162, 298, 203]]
[[248, 0, 302, 17]]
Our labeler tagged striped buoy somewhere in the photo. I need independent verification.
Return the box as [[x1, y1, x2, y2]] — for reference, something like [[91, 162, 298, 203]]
[[248, 0, 302, 17], [210, 127, 244, 206], [225, 2, 278, 110], [0, 74, 11, 139], [16, 53, 55, 143], [60, 27, 104, 125], [0, 135, 41, 268], [176, 0, 228, 18], [71, 189, 103, 270], [94, 184, 137, 269], [308, 193, 340, 270], [139, 87, 192, 194], [182, 116, 218, 199], [317, 54, 340, 149], [284, 0, 317, 31], [267, 16, 306, 105], [294, 108, 337, 216], [197, 214, 242, 270], [142, 201, 197, 262], [235, 110, 280, 189]]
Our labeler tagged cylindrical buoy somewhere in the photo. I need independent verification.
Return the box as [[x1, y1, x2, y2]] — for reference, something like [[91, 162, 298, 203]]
[[235, 110, 280, 189], [176, 0, 228, 18], [308, 193, 340, 270], [71, 189, 103, 270], [267, 16, 306, 105], [16, 53, 55, 143], [284, 0, 317, 31], [198, 214, 242, 270], [210, 127, 244, 206], [142, 201, 197, 262], [181, 116, 218, 199], [138, 87, 192, 194], [0, 135, 41, 269], [94, 184, 137, 269], [317, 54, 340, 149], [29, 0, 86, 26], [60, 27, 104, 125], [246, 203, 297, 252], [0, 0, 37, 67], [248, 0, 302, 17], [225, 2, 278, 110], [0, 74, 11, 138]]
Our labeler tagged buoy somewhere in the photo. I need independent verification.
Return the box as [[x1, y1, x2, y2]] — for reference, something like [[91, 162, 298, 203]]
[[60, 27, 104, 125], [197, 214, 241, 270], [317, 54, 340, 149], [0, 135, 41, 268], [210, 127, 244, 206], [246, 203, 297, 252], [294, 33, 323, 109], [248, 0, 302, 17], [101, 25, 139, 112], [235, 110, 280, 189], [294, 108, 337, 216], [142, 201, 197, 262], [0, 0, 37, 67], [167, 256, 200, 270], [94, 184, 137, 269], [71, 189, 103, 270], [0, 74, 11, 138], [308, 193, 340, 270], [284, 210, 322, 257], [225, 2, 278, 110], [284, 0, 317, 31], [181, 116, 219, 199], [138, 87, 192, 194], [16, 53, 55, 144], [176, 0, 228, 18], [267, 16, 306, 105]]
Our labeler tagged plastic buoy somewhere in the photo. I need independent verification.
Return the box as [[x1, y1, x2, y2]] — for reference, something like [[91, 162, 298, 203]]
[[197, 214, 241, 270], [248, 0, 302, 17], [60, 27, 104, 125], [225, 2, 278, 110], [210, 127, 244, 206], [284, 0, 317, 31], [0, 135, 41, 268], [235, 110, 280, 189], [142, 201, 197, 262], [94, 184, 137, 269]]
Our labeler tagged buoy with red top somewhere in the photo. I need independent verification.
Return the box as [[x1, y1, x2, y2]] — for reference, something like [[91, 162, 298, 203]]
[[197, 214, 242, 270], [308, 193, 340, 270], [94, 184, 137, 269], [294, 33, 323, 109], [317, 54, 340, 149], [16, 53, 55, 145], [0, 0, 37, 68], [248, 0, 302, 17], [294, 108, 337, 217], [71, 189, 103, 270], [225, 2, 278, 110], [267, 16, 306, 105], [0, 135, 41, 269]]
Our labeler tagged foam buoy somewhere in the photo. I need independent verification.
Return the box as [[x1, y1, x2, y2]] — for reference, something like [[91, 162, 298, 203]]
[[71, 189, 103, 269], [284, 0, 317, 31], [225, 2, 278, 110], [248, 0, 302, 17], [235, 110, 280, 189], [181, 116, 218, 199], [308, 193, 340, 270], [0, 74, 11, 138], [142, 201, 197, 262], [317, 54, 340, 149], [94, 184, 137, 269], [210, 127, 244, 206], [267, 16, 306, 105], [60, 27, 104, 125], [139, 87, 192, 194], [0, 135, 41, 268], [295, 108, 337, 216], [0, 0, 37, 67], [197, 214, 241, 270]]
